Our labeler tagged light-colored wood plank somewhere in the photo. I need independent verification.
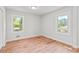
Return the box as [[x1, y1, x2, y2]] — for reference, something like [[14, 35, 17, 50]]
[[0, 36, 78, 53]]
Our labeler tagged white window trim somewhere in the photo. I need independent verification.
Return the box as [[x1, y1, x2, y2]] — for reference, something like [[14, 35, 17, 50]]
[[55, 12, 71, 35], [12, 15, 24, 33]]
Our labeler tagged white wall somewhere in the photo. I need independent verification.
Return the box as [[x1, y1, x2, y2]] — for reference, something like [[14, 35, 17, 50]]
[[0, 7, 6, 48], [78, 7, 79, 47], [41, 7, 78, 48], [6, 9, 40, 42], [5, 7, 79, 48]]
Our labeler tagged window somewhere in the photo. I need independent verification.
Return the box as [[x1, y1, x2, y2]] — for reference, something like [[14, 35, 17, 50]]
[[13, 16, 23, 31], [57, 16, 69, 33]]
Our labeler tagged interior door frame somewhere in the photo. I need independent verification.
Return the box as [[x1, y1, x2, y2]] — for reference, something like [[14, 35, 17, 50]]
[[0, 7, 6, 49]]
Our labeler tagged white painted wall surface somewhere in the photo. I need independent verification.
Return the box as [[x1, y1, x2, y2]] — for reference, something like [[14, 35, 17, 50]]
[[0, 7, 6, 48], [6, 9, 40, 41], [41, 7, 78, 48], [77, 7, 79, 47], [2, 6, 79, 48]]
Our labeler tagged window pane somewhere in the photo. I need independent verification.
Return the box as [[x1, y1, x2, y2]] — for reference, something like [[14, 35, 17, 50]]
[[57, 16, 68, 33], [13, 16, 23, 31]]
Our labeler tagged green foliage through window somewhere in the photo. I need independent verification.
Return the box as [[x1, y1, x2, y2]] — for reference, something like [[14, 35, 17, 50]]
[[13, 16, 23, 31], [57, 16, 68, 33]]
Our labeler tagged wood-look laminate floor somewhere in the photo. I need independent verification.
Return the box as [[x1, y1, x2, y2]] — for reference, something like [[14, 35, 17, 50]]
[[0, 36, 77, 53]]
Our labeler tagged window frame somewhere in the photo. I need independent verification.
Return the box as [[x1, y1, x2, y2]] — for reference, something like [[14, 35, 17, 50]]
[[55, 12, 71, 35], [12, 15, 24, 32], [57, 15, 69, 33]]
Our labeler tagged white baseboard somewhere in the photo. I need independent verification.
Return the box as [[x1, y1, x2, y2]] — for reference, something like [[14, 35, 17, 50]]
[[0, 43, 5, 49], [6, 34, 77, 48], [6, 35, 40, 42], [42, 35, 74, 47]]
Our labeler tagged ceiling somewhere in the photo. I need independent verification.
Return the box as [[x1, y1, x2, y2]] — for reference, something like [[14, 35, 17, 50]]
[[6, 6, 64, 15]]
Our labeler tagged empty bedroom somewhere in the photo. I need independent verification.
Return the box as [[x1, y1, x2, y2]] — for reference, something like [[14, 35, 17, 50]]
[[0, 6, 79, 53]]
